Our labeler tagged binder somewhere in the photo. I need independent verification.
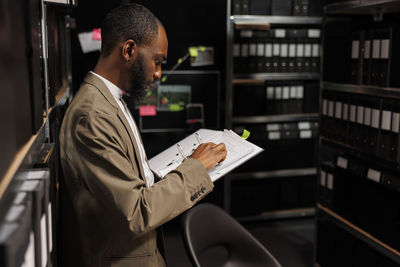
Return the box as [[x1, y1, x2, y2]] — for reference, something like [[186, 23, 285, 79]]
[[241, 0, 250, 15], [308, 29, 321, 73], [232, 0, 241, 15], [263, 31, 273, 73], [250, 0, 271, 15], [295, 29, 307, 72], [280, 177, 300, 209], [272, 29, 284, 72], [333, 93, 348, 143], [19, 180, 45, 267], [239, 30, 252, 73], [350, 31, 363, 84], [293, 0, 309, 16], [286, 29, 298, 73], [347, 94, 358, 147], [370, 29, 383, 86], [265, 85, 275, 114], [378, 28, 392, 87], [233, 31, 242, 73], [271, 0, 292, 16], [304, 82, 319, 114], [362, 30, 372, 85], [255, 31, 268, 73], [248, 36, 258, 73], [378, 100, 394, 160]]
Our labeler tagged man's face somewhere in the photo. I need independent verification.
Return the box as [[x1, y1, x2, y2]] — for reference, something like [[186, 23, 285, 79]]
[[127, 23, 168, 102]]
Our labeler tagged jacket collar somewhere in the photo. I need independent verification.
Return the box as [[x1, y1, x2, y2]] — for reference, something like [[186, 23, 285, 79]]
[[83, 72, 146, 180]]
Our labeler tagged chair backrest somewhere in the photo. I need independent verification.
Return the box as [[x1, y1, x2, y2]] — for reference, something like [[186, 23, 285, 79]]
[[181, 203, 282, 267]]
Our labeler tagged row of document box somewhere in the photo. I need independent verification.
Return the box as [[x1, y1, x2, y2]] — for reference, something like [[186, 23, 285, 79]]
[[234, 29, 321, 73], [232, 0, 322, 16], [324, 21, 399, 87], [317, 218, 398, 267], [233, 82, 319, 116], [231, 175, 316, 217], [234, 122, 317, 171], [0, 169, 55, 267], [321, 90, 400, 163], [320, 155, 400, 251]]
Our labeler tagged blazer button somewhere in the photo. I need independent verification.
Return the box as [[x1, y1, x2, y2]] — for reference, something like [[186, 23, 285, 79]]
[[190, 196, 195, 201], [201, 187, 206, 193]]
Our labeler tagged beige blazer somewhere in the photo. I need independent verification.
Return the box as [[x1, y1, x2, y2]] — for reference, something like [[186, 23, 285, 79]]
[[59, 72, 213, 267]]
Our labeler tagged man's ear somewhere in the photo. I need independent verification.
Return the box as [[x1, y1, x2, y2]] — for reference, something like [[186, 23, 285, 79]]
[[122, 40, 137, 62]]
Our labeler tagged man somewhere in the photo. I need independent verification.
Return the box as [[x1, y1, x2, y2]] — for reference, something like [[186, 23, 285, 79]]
[[59, 4, 226, 267]]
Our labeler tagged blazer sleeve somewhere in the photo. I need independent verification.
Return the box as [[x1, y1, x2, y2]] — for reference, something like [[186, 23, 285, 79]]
[[72, 112, 214, 236]]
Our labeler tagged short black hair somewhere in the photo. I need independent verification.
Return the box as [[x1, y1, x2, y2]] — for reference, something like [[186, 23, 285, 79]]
[[100, 3, 159, 57]]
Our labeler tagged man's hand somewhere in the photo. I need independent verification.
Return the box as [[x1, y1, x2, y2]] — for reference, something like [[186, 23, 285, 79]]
[[191, 142, 227, 171]]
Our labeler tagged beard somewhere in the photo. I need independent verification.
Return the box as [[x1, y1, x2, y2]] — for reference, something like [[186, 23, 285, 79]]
[[125, 53, 154, 106]]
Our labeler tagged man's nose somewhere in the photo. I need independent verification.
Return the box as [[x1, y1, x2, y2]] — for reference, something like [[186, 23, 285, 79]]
[[154, 66, 162, 80]]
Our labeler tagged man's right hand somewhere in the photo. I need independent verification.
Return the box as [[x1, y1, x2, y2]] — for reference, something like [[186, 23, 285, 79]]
[[191, 142, 227, 171]]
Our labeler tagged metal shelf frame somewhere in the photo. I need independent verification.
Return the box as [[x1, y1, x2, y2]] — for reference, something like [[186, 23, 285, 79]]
[[323, 81, 400, 100], [325, 0, 400, 15], [318, 204, 400, 264], [236, 207, 316, 222], [232, 15, 323, 28], [234, 73, 321, 82], [233, 113, 320, 124]]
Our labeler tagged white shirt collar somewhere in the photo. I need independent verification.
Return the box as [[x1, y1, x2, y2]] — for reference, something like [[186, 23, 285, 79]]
[[90, 71, 124, 101]]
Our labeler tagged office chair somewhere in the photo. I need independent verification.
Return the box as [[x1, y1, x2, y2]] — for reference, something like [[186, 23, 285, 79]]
[[181, 203, 282, 267]]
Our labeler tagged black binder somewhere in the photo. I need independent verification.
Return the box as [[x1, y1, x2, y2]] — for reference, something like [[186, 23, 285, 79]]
[[350, 31, 363, 84], [263, 31, 273, 73], [378, 28, 392, 87], [296, 29, 308, 72], [362, 30, 372, 85], [232, 0, 241, 14], [271, 0, 292, 16], [250, 0, 271, 15], [287, 29, 299, 73], [309, 29, 321, 73]]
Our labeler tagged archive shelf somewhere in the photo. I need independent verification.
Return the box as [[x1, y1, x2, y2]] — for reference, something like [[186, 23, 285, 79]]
[[225, 0, 322, 220], [318, 204, 400, 264], [325, 0, 400, 15]]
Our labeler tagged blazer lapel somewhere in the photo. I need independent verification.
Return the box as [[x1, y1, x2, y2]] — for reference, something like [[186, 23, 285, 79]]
[[83, 72, 146, 180]]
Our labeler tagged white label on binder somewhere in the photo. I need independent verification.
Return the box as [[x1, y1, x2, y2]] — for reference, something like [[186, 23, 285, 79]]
[[300, 130, 312, 139], [308, 29, 321, 38], [14, 192, 27, 204], [275, 29, 286, 38], [364, 107, 371, 126], [265, 44, 272, 57], [268, 131, 281, 140], [26, 170, 47, 179], [290, 86, 297, 99], [327, 174, 334, 190], [233, 44, 240, 57], [350, 105, 356, 122], [273, 44, 280, 56], [296, 86, 304, 99], [266, 87, 274, 99], [320, 170, 326, 186], [322, 99, 328, 115], [41, 215, 48, 267], [304, 44, 312, 57], [275, 87, 282, 99], [351, 41, 360, 59], [249, 44, 257, 56], [281, 44, 288, 57], [289, 44, 296, 57], [282, 86, 290, 99], [298, 122, 311, 130], [357, 106, 364, 124], [257, 44, 264, 56], [335, 102, 342, 119], [328, 101, 334, 117], [241, 44, 248, 57], [240, 30, 253, 38], [364, 40, 371, 59], [392, 112, 400, 133], [48, 203, 53, 252], [312, 44, 320, 57], [367, 168, 381, 183], [337, 156, 348, 169], [343, 104, 349, 120], [20, 180, 40, 191], [267, 124, 280, 131], [380, 39, 390, 59], [22, 232, 35, 267], [372, 109, 380, 128], [297, 44, 304, 57], [381, 110, 392, 130], [372, 39, 380, 59]]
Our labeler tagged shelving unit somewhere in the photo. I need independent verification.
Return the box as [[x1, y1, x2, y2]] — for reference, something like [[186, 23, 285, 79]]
[[225, 0, 322, 220], [317, 0, 400, 265]]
